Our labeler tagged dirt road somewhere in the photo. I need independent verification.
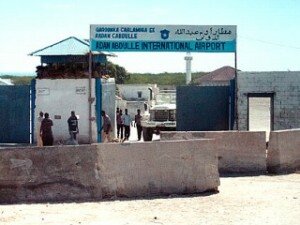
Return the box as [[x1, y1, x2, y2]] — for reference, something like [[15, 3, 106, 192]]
[[1, 174, 299, 225]]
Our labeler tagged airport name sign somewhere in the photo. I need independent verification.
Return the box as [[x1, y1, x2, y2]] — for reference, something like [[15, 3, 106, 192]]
[[90, 24, 236, 52]]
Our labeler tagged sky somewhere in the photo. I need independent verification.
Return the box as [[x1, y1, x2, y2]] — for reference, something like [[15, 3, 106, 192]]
[[0, 0, 299, 74]]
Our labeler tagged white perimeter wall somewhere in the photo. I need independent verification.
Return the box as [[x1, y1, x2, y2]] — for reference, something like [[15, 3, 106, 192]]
[[35, 79, 96, 143], [35, 78, 115, 144], [117, 84, 158, 100]]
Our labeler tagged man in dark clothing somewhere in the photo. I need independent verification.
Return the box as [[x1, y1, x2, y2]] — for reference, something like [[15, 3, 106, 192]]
[[67, 111, 79, 140], [134, 109, 143, 141], [116, 109, 123, 139], [40, 112, 54, 146], [101, 110, 112, 142]]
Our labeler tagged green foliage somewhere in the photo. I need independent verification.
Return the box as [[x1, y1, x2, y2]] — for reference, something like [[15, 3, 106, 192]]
[[106, 61, 130, 84], [125, 72, 206, 85], [0, 69, 206, 86], [0, 75, 34, 85]]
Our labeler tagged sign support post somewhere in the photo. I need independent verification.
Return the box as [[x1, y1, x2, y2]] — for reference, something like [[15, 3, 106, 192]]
[[89, 24, 238, 140], [88, 50, 93, 143], [234, 33, 238, 130]]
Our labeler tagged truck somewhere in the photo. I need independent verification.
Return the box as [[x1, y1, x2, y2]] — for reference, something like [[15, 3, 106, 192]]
[[141, 90, 176, 141]]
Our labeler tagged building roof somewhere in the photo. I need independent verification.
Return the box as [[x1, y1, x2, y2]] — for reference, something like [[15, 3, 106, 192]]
[[194, 66, 237, 84], [29, 36, 115, 56], [0, 78, 13, 85]]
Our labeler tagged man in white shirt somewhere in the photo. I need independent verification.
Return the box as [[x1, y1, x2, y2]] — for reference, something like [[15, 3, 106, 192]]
[[122, 108, 131, 141], [37, 111, 44, 147]]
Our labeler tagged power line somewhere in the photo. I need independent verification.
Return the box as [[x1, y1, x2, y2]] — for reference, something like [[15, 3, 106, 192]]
[[239, 35, 300, 50]]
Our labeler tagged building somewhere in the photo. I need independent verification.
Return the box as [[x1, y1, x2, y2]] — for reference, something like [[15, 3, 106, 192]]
[[176, 70, 300, 133], [194, 66, 237, 86], [29, 36, 116, 144], [29, 36, 115, 79], [0, 78, 13, 85], [116, 84, 159, 118], [117, 84, 158, 101], [237, 71, 300, 131]]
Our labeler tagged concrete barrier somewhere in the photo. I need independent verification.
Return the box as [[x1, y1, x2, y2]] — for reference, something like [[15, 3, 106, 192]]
[[161, 131, 267, 175], [267, 129, 300, 173], [0, 140, 219, 203]]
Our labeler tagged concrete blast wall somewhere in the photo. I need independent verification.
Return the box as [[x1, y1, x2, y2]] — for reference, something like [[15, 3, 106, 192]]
[[161, 131, 267, 174], [267, 129, 300, 173], [0, 140, 219, 204]]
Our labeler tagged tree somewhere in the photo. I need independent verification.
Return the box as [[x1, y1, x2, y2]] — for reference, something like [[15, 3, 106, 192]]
[[106, 61, 129, 84], [0, 75, 34, 85]]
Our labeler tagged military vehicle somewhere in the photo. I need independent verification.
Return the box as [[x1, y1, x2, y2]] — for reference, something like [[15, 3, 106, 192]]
[[141, 90, 176, 141]]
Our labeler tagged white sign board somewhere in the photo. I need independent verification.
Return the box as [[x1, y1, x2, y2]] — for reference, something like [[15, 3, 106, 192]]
[[90, 24, 236, 52]]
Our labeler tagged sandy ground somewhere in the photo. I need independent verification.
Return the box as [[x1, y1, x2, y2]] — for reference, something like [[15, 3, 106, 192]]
[[0, 174, 299, 225], [0, 101, 298, 224]]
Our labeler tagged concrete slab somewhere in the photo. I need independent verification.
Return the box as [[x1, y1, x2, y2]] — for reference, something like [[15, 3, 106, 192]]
[[161, 131, 267, 175], [267, 129, 300, 173], [0, 140, 219, 203], [1, 174, 299, 225]]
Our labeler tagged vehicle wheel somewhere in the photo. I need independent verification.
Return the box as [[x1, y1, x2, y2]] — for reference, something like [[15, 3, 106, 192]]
[[143, 127, 153, 141]]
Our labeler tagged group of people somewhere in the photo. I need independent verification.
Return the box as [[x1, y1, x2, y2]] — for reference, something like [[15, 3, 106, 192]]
[[37, 111, 79, 147], [36, 108, 143, 146], [116, 108, 143, 141]]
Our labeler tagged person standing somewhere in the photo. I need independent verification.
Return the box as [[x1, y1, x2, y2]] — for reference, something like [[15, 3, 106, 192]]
[[37, 111, 44, 147], [122, 108, 132, 141], [134, 109, 143, 141], [40, 112, 54, 146], [101, 110, 112, 142], [116, 109, 124, 140], [67, 111, 79, 141]]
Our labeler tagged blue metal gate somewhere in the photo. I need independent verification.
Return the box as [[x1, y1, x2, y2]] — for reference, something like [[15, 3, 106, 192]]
[[0, 85, 31, 143], [176, 82, 235, 131]]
